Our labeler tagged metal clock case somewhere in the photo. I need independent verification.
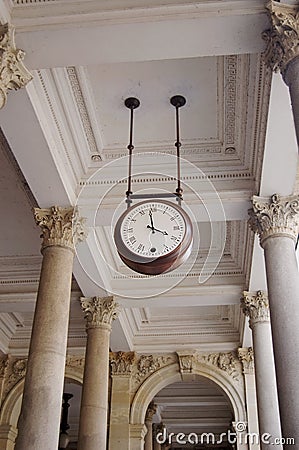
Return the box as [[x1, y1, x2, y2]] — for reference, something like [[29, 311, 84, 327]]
[[114, 199, 193, 275]]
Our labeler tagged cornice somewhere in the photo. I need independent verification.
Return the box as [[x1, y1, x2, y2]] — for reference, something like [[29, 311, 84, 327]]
[[11, 1, 266, 31]]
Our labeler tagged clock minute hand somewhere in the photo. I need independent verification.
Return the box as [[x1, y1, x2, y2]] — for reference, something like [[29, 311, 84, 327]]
[[148, 210, 155, 233]]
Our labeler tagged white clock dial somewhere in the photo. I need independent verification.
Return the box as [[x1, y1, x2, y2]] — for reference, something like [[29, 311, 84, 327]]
[[120, 201, 186, 258]]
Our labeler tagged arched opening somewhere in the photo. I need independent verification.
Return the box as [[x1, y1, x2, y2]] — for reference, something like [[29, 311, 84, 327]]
[[152, 377, 234, 448]]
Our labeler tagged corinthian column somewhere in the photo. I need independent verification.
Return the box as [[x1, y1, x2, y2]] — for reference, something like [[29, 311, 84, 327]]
[[249, 194, 299, 446], [263, 1, 299, 149], [78, 296, 119, 450], [144, 403, 157, 450], [241, 293, 282, 448], [15, 206, 86, 450]]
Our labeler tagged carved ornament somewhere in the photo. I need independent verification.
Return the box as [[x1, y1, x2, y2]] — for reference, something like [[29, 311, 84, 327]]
[[241, 291, 270, 327], [3, 358, 27, 398], [133, 354, 174, 385], [0, 24, 32, 109], [110, 351, 135, 376], [145, 402, 157, 421], [177, 352, 194, 374], [0, 356, 8, 377], [238, 347, 254, 375], [34, 206, 87, 251], [262, 1, 299, 75], [80, 296, 119, 330], [196, 352, 241, 381], [248, 194, 299, 245], [66, 355, 85, 368]]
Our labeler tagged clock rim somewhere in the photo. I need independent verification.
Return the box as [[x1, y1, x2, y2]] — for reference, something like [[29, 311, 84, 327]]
[[114, 199, 193, 275]]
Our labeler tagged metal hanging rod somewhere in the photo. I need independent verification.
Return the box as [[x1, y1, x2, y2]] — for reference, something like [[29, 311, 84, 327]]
[[124, 95, 186, 207]]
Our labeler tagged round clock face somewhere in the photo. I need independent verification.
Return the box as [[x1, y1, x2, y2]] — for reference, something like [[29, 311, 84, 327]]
[[114, 200, 193, 275]]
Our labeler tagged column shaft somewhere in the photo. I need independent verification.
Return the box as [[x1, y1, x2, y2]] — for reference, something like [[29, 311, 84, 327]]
[[284, 57, 299, 149], [252, 322, 282, 447], [15, 245, 74, 450], [144, 420, 153, 450], [263, 236, 299, 444], [78, 326, 110, 449], [78, 296, 119, 450], [249, 194, 299, 448]]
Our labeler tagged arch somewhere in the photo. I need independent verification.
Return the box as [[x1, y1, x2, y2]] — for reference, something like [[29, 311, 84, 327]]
[[0, 370, 83, 429], [0, 378, 24, 427], [130, 362, 246, 424]]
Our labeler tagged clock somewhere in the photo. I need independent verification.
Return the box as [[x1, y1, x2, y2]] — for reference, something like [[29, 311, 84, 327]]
[[114, 199, 193, 275]]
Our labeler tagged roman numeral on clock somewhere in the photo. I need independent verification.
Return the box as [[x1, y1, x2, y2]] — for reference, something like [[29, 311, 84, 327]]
[[129, 236, 136, 244]]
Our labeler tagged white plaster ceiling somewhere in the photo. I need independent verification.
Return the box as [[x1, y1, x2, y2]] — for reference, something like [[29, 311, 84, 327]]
[[0, 0, 298, 441]]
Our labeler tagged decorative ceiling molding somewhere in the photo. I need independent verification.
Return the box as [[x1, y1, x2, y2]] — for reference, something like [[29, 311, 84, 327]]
[[66, 66, 102, 160]]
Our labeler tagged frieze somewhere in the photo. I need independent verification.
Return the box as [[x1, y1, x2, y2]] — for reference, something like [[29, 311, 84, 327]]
[[133, 354, 175, 386], [66, 355, 85, 368], [3, 358, 27, 398], [195, 351, 241, 381]]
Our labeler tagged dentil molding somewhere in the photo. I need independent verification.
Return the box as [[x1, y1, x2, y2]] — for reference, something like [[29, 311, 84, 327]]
[[0, 23, 32, 109]]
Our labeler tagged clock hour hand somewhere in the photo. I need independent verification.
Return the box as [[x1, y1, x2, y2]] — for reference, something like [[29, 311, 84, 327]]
[[147, 225, 168, 235]]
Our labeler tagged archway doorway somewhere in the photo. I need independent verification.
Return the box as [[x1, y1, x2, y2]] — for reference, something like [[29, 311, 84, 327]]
[[152, 377, 234, 449]]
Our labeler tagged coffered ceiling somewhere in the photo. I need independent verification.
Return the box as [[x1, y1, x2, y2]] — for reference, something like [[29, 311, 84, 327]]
[[0, 0, 298, 441]]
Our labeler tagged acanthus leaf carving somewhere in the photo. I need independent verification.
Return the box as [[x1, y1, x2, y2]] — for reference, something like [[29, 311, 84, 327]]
[[34, 206, 87, 251], [110, 351, 135, 376], [3, 358, 27, 398], [248, 193, 299, 245], [80, 296, 119, 329], [262, 1, 299, 74], [238, 347, 254, 375], [0, 24, 33, 109], [0, 355, 8, 377], [241, 291, 270, 326], [133, 354, 174, 386], [66, 355, 85, 369], [196, 351, 241, 381]]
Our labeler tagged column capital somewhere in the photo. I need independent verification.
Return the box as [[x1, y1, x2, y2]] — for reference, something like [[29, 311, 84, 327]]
[[238, 347, 254, 375], [110, 351, 135, 376], [145, 402, 157, 422], [0, 23, 33, 109], [34, 206, 87, 252], [80, 296, 119, 330], [241, 291, 270, 327], [262, 1, 299, 75], [248, 194, 299, 245]]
